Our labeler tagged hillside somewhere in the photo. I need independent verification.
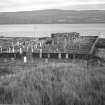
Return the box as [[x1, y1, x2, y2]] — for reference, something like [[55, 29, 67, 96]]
[[0, 10, 105, 24]]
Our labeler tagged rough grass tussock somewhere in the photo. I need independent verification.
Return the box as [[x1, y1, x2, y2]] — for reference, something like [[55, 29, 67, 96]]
[[0, 62, 105, 105]]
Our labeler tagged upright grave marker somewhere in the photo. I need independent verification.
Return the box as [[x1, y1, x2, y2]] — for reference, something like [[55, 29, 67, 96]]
[[24, 56, 27, 63]]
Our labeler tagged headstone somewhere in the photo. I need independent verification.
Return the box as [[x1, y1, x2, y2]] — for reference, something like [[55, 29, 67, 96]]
[[24, 56, 27, 63]]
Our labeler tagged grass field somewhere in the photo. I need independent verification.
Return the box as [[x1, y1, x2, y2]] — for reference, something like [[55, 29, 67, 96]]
[[0, 59, 105, 105]]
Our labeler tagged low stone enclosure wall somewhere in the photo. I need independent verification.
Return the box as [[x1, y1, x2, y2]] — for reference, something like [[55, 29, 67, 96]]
[[26, 53, 92, 60], [0, 52, 101, 61], [0, 52, 26, 59]]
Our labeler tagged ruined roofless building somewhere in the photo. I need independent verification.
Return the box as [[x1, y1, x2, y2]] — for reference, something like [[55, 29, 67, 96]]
[[41, 32, 98, 59]]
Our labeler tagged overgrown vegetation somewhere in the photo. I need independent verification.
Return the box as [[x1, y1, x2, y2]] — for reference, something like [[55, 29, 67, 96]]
[[0, 68, 12, 76], [0, 62, 105, 105]]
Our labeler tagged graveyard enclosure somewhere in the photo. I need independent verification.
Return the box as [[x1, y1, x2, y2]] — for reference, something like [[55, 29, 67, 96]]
[[0, 32, 105, 60], [31, 33, 99, 59]]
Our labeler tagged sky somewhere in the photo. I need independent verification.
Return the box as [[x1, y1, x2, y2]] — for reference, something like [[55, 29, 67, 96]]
[[0, 0, 105, 12]]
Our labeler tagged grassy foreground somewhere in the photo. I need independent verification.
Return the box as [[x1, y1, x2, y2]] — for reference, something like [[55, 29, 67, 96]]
[[0, 62, 105, 105]]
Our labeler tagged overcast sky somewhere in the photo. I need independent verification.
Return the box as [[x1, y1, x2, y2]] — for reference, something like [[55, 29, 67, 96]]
[[0, 0, 105, 12]]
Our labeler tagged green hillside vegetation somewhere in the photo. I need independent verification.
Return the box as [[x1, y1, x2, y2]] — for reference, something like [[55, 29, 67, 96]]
[[0, 10, 105, 24], [0, 62, 105, 105]]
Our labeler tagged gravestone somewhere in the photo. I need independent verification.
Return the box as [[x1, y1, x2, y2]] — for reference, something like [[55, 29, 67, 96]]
[[24, 56, 27, 63]]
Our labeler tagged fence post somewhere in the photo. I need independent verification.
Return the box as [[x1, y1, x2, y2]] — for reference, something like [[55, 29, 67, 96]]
[[66, 53, 69, 59], [48, 53, 50, 58], [1, 47, 2, 53], [40, 49, 42, 58], [20, 48, 22, 54], [32, 47, 34, 53], [12, 47, 15, 53], [9, 48, 11, 53], [58, 53, 61, 59], [73, 54, 75, 62]]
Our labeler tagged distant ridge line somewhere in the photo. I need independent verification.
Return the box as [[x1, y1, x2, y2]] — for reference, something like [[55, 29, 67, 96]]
[[0, 10, 105, 24]]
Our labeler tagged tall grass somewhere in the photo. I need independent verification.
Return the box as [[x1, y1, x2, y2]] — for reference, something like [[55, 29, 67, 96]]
[[0, 62, 105, 105]]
